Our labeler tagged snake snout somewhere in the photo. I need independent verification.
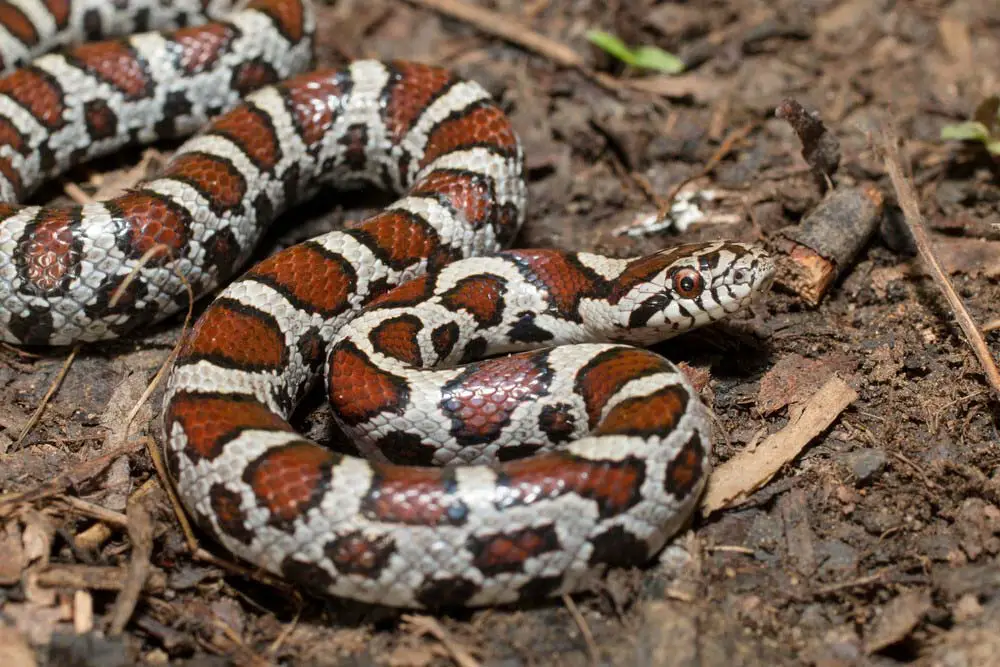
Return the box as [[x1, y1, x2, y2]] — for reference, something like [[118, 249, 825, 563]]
[[748, 253, 777, 298]]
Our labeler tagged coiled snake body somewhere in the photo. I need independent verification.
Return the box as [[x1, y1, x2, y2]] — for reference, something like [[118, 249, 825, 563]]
[[0, 0, 775, 607]]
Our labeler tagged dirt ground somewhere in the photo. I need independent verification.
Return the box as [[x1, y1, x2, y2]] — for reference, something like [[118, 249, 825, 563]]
[[2, 0, 1000, 665]]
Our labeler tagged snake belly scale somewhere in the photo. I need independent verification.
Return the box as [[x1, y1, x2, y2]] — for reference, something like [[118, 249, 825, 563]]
[[0, 0, 775, 608]]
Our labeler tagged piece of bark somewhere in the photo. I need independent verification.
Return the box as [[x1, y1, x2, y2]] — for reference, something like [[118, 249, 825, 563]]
[[775, 98, 841, 191], [701, 376, 858, 513], [774, 184, 884, 305]]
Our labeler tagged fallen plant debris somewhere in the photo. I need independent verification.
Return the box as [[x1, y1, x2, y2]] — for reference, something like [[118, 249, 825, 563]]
[[775, 98, 842, 192], [0, 1, 998, 665], [701, 376, 859, 513], [879, 123, 1000, 399], [772, 184, 885, 305], [940, 95, 1000, 155], [585, 30, 684, 74]]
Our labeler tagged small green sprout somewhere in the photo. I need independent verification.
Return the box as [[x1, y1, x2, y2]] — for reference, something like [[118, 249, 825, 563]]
[[585, 30, 684, 74], [941, 96, 1000, 155]]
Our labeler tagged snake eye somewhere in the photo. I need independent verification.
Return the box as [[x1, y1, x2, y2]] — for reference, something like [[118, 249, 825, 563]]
[[673, 268, 703, 299]]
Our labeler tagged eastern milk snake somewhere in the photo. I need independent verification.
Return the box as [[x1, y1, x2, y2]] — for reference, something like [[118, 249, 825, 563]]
[[0, 0, 776, 607]]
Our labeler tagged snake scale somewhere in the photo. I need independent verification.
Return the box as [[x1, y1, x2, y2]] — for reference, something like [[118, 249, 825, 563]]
[[0, 0, 775, 608]]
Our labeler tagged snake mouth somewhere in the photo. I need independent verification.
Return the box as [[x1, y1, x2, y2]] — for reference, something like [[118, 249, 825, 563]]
[[749, 257, 777, 302]]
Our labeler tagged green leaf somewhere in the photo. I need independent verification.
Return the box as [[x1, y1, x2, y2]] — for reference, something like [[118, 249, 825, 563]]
[[940, 121, 991, 142], [586, 30, 684, 74], [985, 139, 1000, 155], [586, 30, 639, 66], [630, 45, 685, 74], [973, 95, 1000, 133]]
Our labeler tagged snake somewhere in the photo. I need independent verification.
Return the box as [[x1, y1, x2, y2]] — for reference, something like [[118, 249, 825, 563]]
[[0, 0, 776, 608]]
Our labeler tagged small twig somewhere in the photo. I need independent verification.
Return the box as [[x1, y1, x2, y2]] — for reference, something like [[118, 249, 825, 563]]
[[14, 344, 80, 449], [63, 181, 94, 205], [562, 594, 600, 666], [106, 497, 155, 635], [110, 243, 175, 308], [981, 317, 1000, 333], [0, 342, 45, 358], [814, 570, 888, 596], [401, 615, 480, 667], [267, 602, 303, 657], [706, 545, 755, 555], [404, 0, 656, 98], [878, 125, 1000, 398], [191, 545, 295, 595], [56, 495, 129, 528], [404, 0, 583, 68], [0, 438, 146, 518], [890, 451, 939, 490], [126, 243, 197, 550], [124, 288, 193, 429]]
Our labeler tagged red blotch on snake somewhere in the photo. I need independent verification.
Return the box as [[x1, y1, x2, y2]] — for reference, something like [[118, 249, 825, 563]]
[[161, 152, 248, 213], [83, 99, 118, 140], [366, 274, 433, 310], [244, 441, 338, 526], [412, 170, 494, 229], [497, 453, 646, 518], [0, 67, 65, 129], [383, 61, 453, 142], [664, 432, 705, 500], [467, 525, 561, 576], [362, 465, 466, 526], [324, 531, 396, 576], [117, 191, 190, 261], [19, 209, 76, 292], [351, 211, 441, 271], [596, 385, 690, 438], [420, 104, 518, 166], [183, 300, 287, 370], [368, 314, 424, 366], [509, 250, 601, 317], [575, 347, 673, 428], [165, 392, 295, 461], [41, 0, 70, 29], [169, 23, 234, 75], [439, 274, 506, 328], [70, 42, 150, 100], [0, 2, 38, 46], [441, 353, 551, 445], [282, 71, 344, 148], [210, 104, 282, 171], [328, 340, 409, 425], [249, 242, 356, 318], [248, 0, 305, 42]]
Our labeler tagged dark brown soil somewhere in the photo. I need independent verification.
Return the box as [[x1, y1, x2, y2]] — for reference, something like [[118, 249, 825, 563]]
[[2, 1, 1000, 666]]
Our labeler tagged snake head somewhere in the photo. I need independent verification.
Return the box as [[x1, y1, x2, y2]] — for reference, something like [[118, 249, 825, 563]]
[[607, 240, 775, 345]]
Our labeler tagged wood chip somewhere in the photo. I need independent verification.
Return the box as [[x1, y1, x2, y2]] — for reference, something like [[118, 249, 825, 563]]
[[701, 376, 858, 514], [0, 626, 37, 667], [778, 488, 817, 576], [908, 236, 1000, 279], [773, 184, 884, 306], [73, 590, 94, 634], [400, 615, 480, 667], [106, 497, 156, 635], [35, 564, 167, 593], [864, 589, 932, 654], [0, 521, 25, 585]]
